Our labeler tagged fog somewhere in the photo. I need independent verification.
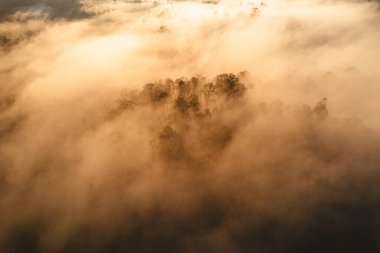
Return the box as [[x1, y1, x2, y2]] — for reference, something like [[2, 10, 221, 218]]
[[0, 0, 380, 252]]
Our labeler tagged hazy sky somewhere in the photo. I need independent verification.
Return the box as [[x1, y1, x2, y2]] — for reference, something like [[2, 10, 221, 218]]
[[0, 0, 380, 252]]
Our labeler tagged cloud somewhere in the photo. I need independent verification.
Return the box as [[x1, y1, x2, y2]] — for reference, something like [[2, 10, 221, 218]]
[[0, 0, 380, 252], [0, 0, 84, 19]]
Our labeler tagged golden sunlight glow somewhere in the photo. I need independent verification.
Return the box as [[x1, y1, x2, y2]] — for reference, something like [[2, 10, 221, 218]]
[[1, 0, 380, 252]]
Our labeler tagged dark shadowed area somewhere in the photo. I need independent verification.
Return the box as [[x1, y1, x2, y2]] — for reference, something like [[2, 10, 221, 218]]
[[0, 0, 84, 19]]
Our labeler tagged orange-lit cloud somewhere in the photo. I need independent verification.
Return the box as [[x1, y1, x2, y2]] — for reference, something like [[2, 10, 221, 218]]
[[0, 0, 380, 252]]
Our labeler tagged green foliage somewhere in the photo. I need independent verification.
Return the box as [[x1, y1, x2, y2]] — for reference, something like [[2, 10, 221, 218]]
[[112, 72, 250, 165], [142, 82, 170, 104], [174, 94, 200, 116], [110, 73, 330, 169], [114, 72, 248, 117], [174, 96, 188, 115], [215, 73, 246, 99]]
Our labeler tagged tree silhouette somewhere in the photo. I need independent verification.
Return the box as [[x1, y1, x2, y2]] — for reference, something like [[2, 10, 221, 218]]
[[313, 98, 328, 121]]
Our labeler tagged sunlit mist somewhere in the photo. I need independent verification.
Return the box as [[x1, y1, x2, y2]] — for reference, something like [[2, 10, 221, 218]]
[[0, 0, 380, 252]]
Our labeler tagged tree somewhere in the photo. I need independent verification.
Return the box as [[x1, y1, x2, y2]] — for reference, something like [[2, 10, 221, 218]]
[[313, 98, 328, 121]]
